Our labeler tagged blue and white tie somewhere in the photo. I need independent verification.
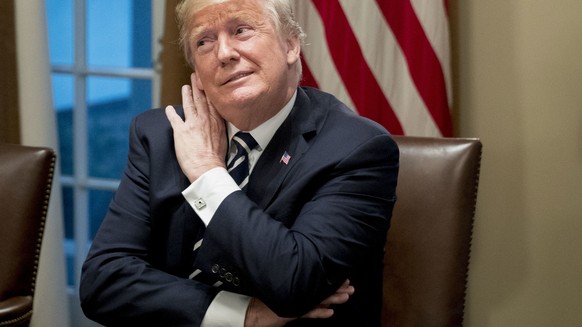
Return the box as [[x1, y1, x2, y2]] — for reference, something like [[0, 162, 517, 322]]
[[227, 132, 258, 190], [189, 132, 257, 283]]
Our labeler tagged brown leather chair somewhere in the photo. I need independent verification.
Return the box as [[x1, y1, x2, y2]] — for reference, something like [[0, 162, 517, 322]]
[[383, 136, 482, 327], [0, 144, 56, 326]]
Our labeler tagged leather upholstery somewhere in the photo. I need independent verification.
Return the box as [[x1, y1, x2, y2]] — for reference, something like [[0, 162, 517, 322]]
[[383, 136, 482, 327], [0, 144, 56, 326]]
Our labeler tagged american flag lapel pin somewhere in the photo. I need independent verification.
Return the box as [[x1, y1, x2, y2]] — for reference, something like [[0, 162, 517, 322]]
[[280, 151, 291, 165]]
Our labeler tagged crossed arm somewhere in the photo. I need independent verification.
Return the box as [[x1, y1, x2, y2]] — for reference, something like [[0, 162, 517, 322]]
[[165, 73, 356, 326], [81, 74, 392, 326]]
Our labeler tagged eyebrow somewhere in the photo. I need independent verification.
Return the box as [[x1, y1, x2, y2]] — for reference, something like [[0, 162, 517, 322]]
[[190, 24, 208, 41], [190, 11, 263, 40]]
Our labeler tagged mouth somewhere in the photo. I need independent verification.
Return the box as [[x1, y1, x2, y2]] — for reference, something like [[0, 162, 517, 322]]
[[222, 71, 252, 85]]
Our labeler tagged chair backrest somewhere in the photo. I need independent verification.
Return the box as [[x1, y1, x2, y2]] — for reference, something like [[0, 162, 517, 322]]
[[0, 144, 56, 326], [383, 136, 482, 327]]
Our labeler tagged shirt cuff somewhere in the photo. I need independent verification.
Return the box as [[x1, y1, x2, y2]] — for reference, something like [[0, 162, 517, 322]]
[[182, 167, 240, 226], [201, 291, 251, 327]]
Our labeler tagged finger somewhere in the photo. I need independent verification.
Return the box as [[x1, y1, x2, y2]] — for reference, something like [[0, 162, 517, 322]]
[[320, 292, 350, 306], [337, 279, 350, 290], [190, 73, 210, 119], [302, 307, 334, 319], [181, 84, 196, 120], [165, 105, 183, 128], [191, 72, 218, 117], [339, 284, 355, 295], [329, 279, 354, 296]]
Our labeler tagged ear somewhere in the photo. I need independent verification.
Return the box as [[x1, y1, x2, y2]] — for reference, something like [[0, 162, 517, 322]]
[[286, 36, 301, 66]]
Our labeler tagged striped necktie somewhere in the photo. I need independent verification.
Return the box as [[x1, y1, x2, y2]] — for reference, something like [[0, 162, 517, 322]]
[[227, 132, 258, 190], [188, 132, 258, 285]]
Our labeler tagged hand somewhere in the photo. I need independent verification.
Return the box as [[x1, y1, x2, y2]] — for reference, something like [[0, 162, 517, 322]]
[[301, 279, 354, 319], [165, 73, 227, 182], [244, 279, 355, 327]]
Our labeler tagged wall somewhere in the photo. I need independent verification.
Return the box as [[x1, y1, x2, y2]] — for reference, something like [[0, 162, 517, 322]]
[[452, 0, 582, 326]]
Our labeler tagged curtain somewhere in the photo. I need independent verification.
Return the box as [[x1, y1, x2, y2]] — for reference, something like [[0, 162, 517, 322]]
[[0, 0, 20, 144], [160, 0, 191, 106], [14, 1, 70, 326]]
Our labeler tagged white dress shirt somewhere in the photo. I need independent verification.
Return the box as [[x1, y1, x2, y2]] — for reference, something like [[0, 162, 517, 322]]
[[182, 91, 296, 327]]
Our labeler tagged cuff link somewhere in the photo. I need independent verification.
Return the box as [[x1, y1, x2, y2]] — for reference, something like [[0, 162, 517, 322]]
[[194, 198, 207, 210]]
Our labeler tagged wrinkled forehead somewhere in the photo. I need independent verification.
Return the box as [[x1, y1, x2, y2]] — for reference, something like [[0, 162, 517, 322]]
[[184, 0, 272, 34], [195, 1, 266, 24], [186, 0, 267, 21], [186, 0, 228, 14]]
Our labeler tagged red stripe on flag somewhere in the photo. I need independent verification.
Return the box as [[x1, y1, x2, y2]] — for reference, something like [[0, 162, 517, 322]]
[[376, 0, 453, 136], [300, 54, 319, 89], [311, 0, 404, 135]]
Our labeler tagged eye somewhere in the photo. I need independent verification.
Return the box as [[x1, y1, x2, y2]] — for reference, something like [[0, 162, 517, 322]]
[[194, 37, 213, 52], [235, 26, 250, 35]]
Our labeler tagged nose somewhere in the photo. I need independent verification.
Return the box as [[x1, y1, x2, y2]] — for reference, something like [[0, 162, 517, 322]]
[[216, 35, 240, 65]]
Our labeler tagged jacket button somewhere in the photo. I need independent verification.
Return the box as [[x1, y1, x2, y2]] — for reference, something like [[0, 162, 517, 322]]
[[233, 277, 240, 286], [211, 264, 220, 274], [225, 272, 233, 282]]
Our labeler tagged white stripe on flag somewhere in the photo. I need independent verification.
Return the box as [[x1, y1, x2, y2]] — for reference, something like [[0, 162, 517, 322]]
[[339, 0, 440, 136], [410, 0, 453, 107], [293, 0, 453, 137], [292, 1, 356, 112]]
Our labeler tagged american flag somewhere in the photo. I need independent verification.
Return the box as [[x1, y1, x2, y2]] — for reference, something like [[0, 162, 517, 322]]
[[292, 0, 453, 137], [280, 151, 292, 165]]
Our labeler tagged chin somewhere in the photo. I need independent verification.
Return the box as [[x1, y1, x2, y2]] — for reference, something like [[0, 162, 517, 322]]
[[222, 86, 267, 107]]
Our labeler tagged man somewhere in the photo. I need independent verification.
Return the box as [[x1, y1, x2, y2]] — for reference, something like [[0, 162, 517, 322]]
[[80, 0, 399, 326]]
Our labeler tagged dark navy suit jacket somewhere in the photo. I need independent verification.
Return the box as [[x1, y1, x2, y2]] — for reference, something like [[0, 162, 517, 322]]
[[80, 87, 399, 327]]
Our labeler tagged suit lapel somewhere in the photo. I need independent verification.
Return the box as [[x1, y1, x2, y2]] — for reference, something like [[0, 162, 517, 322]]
[[246, 88, 322, 209]]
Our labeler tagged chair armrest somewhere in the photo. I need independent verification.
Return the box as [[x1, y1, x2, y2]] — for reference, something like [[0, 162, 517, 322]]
[[0, 296, 33, 326]]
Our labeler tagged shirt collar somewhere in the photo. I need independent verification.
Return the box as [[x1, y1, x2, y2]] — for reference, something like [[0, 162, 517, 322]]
[[227, 90, 297, 152]]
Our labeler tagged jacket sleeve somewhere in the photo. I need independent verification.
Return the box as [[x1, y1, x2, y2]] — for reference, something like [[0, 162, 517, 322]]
[[79, 114, 218, 327], [195, 132, 399, 317]]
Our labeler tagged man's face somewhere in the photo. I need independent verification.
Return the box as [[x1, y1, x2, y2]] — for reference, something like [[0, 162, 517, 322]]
[[188, 0, 300, 130]]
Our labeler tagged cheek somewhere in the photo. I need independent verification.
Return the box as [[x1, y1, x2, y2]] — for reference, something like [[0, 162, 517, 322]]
[[258, 45, 291, 72], [195, 73, 204, 90], [193, 55, 215, 88]]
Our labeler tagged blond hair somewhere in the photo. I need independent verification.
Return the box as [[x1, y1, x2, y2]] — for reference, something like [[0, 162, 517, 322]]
[[175, 0, 305, 76]]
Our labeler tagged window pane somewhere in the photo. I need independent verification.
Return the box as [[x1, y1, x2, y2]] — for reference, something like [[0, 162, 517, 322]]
[[62, 186, 74, 286], [62, 186, 75, 241], [46, 0, 74, 65], [53, 74, 74, 176], [87, 77, 151, 179], [87, 0, 152, 68], [65, 239, 75, 286]]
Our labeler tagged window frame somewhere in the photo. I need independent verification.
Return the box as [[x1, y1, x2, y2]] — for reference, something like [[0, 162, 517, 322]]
[[48, 0, 163, 293]]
